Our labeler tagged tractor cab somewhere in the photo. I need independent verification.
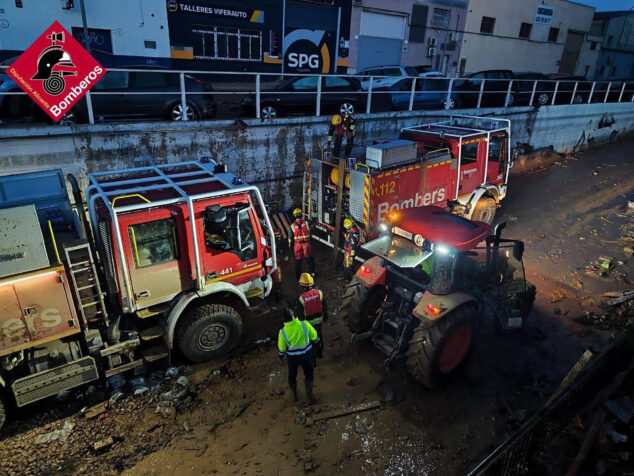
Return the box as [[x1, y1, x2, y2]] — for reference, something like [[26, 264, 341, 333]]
[[341, 206, 535, 389]]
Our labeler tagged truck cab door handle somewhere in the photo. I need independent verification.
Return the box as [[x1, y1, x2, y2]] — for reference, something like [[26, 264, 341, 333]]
[[136, 290, 150, 298]]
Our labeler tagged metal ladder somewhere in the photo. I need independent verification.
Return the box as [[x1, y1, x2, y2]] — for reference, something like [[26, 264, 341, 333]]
[[63, 242, 109, 327], [302, 169, 312, 221]]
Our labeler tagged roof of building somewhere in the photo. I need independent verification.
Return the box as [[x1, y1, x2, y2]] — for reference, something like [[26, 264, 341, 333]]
[[594, 10, 632, 20]]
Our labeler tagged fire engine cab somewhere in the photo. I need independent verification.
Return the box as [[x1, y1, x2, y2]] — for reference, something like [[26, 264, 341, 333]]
[[0, 160, 276, 428], [304, 115, 512, 243]]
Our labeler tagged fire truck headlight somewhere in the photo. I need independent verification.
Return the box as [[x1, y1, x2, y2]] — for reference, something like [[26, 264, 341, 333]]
[[434, 244, 453, 256], [378, 222, 389, 234]]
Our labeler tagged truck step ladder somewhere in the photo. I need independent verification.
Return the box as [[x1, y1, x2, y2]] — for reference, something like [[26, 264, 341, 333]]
[[302, 170, 312, 221], [63, 241, 109, 327]]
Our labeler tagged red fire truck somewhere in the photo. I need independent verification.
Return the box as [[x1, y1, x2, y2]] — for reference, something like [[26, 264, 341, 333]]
[[0, 160, 276, 428], [303, 115, 513, 244]]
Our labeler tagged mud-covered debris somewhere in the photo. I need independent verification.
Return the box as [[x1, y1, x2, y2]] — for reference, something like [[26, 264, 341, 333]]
[[93, 436, 114, 452], [604, 396, 634, 423], [354, 417, 369, 435], [609, 429, 628, 444], [34, 421, 75, 444], [164, 365, 193, 379], [296, 412, 307, 425], [304, 456, 317, 473], [129, 377, 149, 395], [346, 377, 358, 387], [176, 376, 190, 387]]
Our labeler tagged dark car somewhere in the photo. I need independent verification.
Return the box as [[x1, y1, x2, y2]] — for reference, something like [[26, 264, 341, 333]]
[[389, 78, 460, 110], [2, 66, 216, 124], [241, 75, 365, 119], [455, 70, 521, 107], [513, 72, 556, 106], [546, 74, 591, 104]]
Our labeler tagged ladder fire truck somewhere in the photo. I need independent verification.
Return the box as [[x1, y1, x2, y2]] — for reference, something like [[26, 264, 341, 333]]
[[303, 115, 513, 244], [0, 160, 276, 428]]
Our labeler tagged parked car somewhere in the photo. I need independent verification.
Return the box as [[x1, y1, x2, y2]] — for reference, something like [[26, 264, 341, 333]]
[[513, 72, 556, 106], [356, 65, 420, 90], [546, 74, 590, 104], [412, 65, 444, 77], [241, 75, 364, 119], [455, 70, 521, 107], [389, 78, 459, 110], [2, 66, 216, 124]]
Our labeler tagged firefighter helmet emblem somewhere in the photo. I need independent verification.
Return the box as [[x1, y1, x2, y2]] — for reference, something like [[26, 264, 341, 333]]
[[31, 31, 77, 96]]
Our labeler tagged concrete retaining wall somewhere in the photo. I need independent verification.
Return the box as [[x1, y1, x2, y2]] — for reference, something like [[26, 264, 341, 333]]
[[1, 101, 632, 209]]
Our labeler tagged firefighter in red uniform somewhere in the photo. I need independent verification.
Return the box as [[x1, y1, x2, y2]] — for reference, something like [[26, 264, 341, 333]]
[[343, 218, 360, 280], [327, 113, 355, 158], [296, 273, 327, 356], [271, 227, 284, 302], [288, 208, 315, 281]]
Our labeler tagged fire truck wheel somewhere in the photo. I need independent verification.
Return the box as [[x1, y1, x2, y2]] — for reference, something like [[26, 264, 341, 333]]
[[341, 277, 386, 333], [471, 197, 496, 225], [176, 303, 242, 362], [405, 303, 478, 389]]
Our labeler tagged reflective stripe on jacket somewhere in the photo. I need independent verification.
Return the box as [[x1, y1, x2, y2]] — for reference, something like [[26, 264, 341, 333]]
[[290, 220, 311, 244], [278, 319, 319, 357], [299, 289, 324, 325]]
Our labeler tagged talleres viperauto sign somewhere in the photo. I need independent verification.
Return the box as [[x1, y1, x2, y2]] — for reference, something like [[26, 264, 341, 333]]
[[8, 21, 106, 122]]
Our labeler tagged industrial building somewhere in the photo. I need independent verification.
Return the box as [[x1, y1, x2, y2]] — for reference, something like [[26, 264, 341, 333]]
[[591, 10, 634, 80]]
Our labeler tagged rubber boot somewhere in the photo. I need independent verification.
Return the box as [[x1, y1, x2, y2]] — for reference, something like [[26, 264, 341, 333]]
[[290, 383, 298, 402], [306, 381, 317, 405]]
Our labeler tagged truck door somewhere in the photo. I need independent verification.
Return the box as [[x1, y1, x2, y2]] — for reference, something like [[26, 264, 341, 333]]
[[123, 207, 192, 308], [197, 199, 263, 287], [0, 285, 29, 353], [458, 139, 485, 196], [485, 134, 507, 185]]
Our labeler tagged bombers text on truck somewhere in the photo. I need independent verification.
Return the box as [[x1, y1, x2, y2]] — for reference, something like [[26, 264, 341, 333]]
[[340, 206, 536, 388], [0, 160, 276, 429]]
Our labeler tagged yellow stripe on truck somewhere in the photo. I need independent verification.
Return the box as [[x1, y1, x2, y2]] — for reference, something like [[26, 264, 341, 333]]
[[206, 265, 263, 284]]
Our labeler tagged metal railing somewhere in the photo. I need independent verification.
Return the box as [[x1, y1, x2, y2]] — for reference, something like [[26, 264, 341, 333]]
[[1, 65, 633, 126]]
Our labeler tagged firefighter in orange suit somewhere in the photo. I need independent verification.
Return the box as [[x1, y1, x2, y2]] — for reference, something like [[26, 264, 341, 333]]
[[328, 113, 355, 158], [288, 208, 315, 281], [296, 273, 327, 356], [343, 218, 360, 281]]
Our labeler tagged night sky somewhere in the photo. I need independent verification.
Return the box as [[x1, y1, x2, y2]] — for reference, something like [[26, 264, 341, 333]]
[[574, 0, 633, 11]]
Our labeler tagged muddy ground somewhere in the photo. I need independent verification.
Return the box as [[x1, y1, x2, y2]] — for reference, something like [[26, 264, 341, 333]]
[[0, 139, 632, 476]]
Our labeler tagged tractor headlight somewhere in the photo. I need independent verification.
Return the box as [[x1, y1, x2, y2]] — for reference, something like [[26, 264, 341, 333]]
[[434, 244, 453, 256]]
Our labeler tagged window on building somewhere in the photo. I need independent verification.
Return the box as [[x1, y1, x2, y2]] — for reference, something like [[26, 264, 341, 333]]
[[519, 23, 532, 39], [193, 27, 262, 62], [129, 219, 179, 268], [548, 27, 559, 42], [590, 41, 597, 50], [461, 141, 479, 164], [144, 40, 157, 49], [431, 8, 450, 29], [480, 16, 495, 34]]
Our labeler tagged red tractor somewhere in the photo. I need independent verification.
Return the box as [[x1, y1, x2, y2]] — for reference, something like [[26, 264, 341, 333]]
[[340, 206, 535, 388], [0, 160, 277, 428], [304, 115, 513, 246]]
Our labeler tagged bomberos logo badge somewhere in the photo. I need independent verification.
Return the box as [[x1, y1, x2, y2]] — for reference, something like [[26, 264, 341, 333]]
[[7, 21, 106, 122]]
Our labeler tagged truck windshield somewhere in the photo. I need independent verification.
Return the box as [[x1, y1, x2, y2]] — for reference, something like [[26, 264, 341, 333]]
[[362, 235, 433, 268]]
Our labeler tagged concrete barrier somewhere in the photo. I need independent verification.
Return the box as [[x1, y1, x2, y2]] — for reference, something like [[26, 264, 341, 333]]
[[0, 101, 632, 209]]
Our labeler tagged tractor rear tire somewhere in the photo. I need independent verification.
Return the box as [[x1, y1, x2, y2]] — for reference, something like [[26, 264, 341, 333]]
[[405, 303, 478, 389], [471, 197, 497, 225], [340, 277, 385, 333], [176, 303, 242, 362]]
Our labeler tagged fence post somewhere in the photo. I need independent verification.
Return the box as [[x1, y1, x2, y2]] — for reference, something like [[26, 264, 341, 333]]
[[85, 90, 95, 125], [366, 77, 373, 114], [618, 81, 626, 102], [505, 79, 513, 106], [604, 82, 611, 103], [588, 82, 596, 103], [316, 75, 322, 116], [529, 80, 537, 106], [570, 82, 578, 105], [255, 74, 261, 119], [179, 72, 188, 121], [477, 79, 485, 109], [408, 77, 416, 112], [551, 81, 559, 105], [445, 79, 454, 110]]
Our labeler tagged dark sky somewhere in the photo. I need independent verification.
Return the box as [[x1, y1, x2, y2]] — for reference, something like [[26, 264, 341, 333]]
[[574, 0, 633, 11]]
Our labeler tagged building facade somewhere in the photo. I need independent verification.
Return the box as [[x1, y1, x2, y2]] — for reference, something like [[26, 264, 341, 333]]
[[459, 0, 598, 77], [591, 10, 634, 80], [347, 0, 467, 75], [0, 1, 352, 74]]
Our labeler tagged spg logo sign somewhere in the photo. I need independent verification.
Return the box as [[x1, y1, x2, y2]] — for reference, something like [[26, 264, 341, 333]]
[[284, 29, 331, 74], [7, 21, 106, 122]]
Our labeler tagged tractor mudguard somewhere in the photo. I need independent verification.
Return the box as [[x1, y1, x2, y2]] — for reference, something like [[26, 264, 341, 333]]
[[355, 256, 386, 287], [412, 290, 479, 324]]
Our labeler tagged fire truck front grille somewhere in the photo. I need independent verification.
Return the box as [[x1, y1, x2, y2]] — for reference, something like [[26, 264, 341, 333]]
[[12, 356, 99, 407], [349, 169, 368, 224]]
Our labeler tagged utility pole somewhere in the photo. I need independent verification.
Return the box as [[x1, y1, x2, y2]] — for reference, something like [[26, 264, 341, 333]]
[[78, 0, 91, 53]]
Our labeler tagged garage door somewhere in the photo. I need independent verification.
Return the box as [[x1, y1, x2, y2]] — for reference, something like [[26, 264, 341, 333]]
[[357, 12, 404, 70]]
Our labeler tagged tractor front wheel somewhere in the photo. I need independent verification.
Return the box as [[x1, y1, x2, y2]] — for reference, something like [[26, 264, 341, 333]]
[[471, 197, 497, 225], [176, 303, 242, 362], [340, 277, 386, 333], [405, 303, 478, 389]]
